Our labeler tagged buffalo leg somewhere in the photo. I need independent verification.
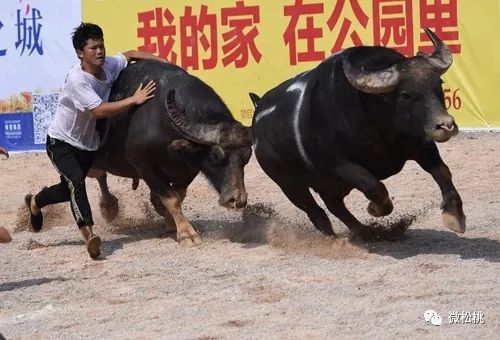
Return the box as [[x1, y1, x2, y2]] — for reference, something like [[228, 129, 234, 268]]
[[319, 193, 404, 240], [415, 143, 466, 233], [319, 194, 365, 234], [137, 166, 201, 246], [150, 191, 167, 217], [332, 161, 393, 217], [160, 189, 202, 247], [277, 180, 335, 236], [149, 190, 175, 234], [88, 168, 119, 222], [150, 186, 187, 234]]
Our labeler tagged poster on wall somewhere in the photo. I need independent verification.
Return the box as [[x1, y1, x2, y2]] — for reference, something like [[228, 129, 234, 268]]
[[0, 0, 81, 152], [84, 0, 500, 128]]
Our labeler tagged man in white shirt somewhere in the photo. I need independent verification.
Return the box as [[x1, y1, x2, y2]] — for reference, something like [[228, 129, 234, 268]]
[[25, 23, 166, 259]]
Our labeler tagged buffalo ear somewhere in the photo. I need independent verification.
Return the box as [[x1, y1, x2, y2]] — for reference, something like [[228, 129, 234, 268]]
[[248, 92, 260, 108], [167, 139, 201, 158]]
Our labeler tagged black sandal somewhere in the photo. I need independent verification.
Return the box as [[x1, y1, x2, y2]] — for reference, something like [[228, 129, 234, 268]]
[[24, 194, 43, 232]]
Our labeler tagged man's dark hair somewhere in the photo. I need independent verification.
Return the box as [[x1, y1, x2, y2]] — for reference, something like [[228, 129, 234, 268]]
[[72, 23, 103, 50]]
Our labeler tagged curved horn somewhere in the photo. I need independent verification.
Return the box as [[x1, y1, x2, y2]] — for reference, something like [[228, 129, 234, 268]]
[[0, 146, 9, 159], [423, 27, 453, 74], [342, 58, 400, 94], [166, 89, 222, 145]]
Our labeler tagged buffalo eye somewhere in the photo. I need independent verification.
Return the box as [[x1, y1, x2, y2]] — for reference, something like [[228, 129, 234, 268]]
[[209, 145, 227, 164], [400, 91, 412, 101]]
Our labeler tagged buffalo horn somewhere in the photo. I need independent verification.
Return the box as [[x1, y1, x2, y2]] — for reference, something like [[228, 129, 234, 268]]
[[165, 89, 222, 145], [422, 27, 453, 74], [343, 58, 400, 94]]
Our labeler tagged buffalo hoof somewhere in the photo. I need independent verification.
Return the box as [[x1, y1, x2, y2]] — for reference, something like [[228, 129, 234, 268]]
[[99, 195, 119, 222], [442, 212, 466, 233], [367, 197, 393, 217], [177, 230, 203, 248]]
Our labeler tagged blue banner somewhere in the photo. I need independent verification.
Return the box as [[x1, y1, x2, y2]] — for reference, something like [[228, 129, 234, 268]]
[[0, 113, 44, 152]]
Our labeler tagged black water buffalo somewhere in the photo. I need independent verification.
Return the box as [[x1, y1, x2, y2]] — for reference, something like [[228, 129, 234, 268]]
[[90, 61, 252, 246], [249, 28, 465, 239]]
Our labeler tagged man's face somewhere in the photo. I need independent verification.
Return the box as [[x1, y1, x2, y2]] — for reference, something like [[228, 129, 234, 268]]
[[77, 38, 105, 66]]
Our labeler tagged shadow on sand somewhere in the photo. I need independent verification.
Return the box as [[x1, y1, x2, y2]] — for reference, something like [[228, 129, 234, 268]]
[[34, 204, 499, 263], [0, 277, 69, 292], [194, 218, 499, 263], [366, 228, 500, 262]]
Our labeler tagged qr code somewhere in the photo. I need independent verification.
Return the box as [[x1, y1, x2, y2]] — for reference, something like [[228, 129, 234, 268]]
[[32, 93, 59, 144]]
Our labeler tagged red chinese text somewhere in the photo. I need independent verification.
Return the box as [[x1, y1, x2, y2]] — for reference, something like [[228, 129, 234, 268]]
[[180, 5, 218, 70], [373, 0, 414, 56], [137, 7, 177, 63], [283, 0, 325, 65], [419, 0, 461, 54], [327, 0, 369, 53], [221, 1, 262, 68]]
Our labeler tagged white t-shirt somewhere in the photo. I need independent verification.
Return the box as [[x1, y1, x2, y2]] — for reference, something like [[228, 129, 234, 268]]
[[48, 53, 128, 151]]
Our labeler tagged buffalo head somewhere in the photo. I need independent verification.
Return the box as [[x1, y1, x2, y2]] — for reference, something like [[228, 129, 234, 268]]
[[343, 27, 458, 143], [165, 90, 252, 209]]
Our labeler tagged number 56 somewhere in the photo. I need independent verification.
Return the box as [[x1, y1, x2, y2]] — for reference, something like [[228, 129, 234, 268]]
[[444, 88, 462, 110]]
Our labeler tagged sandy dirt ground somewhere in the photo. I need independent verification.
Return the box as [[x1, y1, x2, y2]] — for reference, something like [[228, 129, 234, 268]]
[[0, 132, 499, 339]]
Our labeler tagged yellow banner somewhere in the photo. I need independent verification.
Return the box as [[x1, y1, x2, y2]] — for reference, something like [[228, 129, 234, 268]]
[[83, 0, 500, 128]]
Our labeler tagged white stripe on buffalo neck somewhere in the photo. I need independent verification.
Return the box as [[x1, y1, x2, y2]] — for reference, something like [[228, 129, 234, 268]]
[[254, 105, 276, 123], [286, 81, 314, 170]]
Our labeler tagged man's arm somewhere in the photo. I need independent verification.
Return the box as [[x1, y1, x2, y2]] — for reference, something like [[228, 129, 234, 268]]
[[91, 81, 156, 119], [122, 50, 167, 64]]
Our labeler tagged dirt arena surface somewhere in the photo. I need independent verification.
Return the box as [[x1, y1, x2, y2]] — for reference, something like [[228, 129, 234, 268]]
[[0, 131, 499, 339]]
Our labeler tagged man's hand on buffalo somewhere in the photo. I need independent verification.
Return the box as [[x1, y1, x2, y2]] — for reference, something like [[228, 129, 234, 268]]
[[90, 79, 157, 119], [132, 80, 156, 105]]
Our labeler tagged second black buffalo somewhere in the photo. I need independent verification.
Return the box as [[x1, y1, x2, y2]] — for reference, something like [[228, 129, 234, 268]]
[[249, 28, 465, 239]]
